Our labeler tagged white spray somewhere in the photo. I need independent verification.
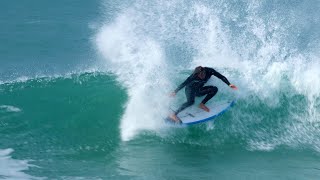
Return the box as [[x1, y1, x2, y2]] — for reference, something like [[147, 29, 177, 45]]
[[96, 0, 320, 151]]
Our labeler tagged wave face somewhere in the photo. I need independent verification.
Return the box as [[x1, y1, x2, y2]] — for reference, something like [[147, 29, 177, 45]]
[[0, 74, 128, 179], [95, 0, 320, 151], [1, 73, 319, 179]]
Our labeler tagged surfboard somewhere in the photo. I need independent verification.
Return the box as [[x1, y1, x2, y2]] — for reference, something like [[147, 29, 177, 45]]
[[166, 100, 235, 125]]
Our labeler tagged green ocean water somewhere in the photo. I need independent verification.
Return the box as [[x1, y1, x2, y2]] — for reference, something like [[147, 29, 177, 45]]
[[0, 74, 124, 178], [1, 0, 320, 179], [0, 73, 319, 179]]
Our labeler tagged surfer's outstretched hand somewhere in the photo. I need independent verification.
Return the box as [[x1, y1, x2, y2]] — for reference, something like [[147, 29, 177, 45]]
[[229, 84, 238, 90], [169, 92, 176, 97]]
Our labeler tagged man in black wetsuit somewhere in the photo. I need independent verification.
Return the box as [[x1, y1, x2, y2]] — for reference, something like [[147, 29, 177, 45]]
[[170, 66, 238, 122]]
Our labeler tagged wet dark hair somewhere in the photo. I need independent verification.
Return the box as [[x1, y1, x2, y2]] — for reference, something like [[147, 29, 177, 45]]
[[193, 66, 203, 75], [193, 66, 206, 79]]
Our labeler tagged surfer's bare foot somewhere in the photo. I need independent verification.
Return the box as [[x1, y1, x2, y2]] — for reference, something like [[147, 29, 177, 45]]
[[199, 103, 210, 112], [169, 114, 181, 123]]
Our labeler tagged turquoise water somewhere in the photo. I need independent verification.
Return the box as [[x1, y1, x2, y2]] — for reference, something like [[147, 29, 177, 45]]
[[1, 0, 320, 179]]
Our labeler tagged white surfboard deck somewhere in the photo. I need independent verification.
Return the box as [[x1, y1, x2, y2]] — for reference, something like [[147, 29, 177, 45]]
[[167, 100, 235, 125]]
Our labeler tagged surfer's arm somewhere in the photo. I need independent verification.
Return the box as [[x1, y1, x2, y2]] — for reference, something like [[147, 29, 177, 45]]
[[209, 68, 231, 86], [174, 75, 193, 93], [209, 68, 238, 90]]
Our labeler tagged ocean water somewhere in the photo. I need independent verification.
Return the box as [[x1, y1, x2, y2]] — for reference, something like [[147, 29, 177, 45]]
[[1, 0, 320, 179]]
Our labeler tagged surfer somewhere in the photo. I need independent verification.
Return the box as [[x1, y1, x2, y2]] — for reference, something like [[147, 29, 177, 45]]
[[169, 66, 238, 122]]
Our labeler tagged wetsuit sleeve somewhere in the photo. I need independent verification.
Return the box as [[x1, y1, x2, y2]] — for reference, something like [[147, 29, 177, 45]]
[[208, 68, 231, 86], [174, 74, 194, 93]]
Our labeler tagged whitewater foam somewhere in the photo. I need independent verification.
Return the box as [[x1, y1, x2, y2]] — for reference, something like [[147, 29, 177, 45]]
[[96, 0, 320, 151], [0, 105, 21, 113], [96, 9, 172, 141], [0, 148, 41, 180]]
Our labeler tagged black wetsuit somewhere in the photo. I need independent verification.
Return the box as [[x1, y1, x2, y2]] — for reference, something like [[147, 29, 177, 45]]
[[174, 67, 231, 115]]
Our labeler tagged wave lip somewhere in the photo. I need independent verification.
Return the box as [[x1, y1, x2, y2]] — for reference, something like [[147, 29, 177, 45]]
[[94, 0, 320, 149]]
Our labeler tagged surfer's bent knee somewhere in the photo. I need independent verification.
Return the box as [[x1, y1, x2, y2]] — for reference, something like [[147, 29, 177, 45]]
[[212, 86, 218, 94], [208, 86, 218, 94]]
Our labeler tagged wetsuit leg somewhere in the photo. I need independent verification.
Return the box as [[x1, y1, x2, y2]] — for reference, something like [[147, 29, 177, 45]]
[[196, 86, 218, 104], [175, 86, 195, 115]]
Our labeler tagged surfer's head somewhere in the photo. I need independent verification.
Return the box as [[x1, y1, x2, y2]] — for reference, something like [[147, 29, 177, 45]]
[[194, 66, 206, 79]]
